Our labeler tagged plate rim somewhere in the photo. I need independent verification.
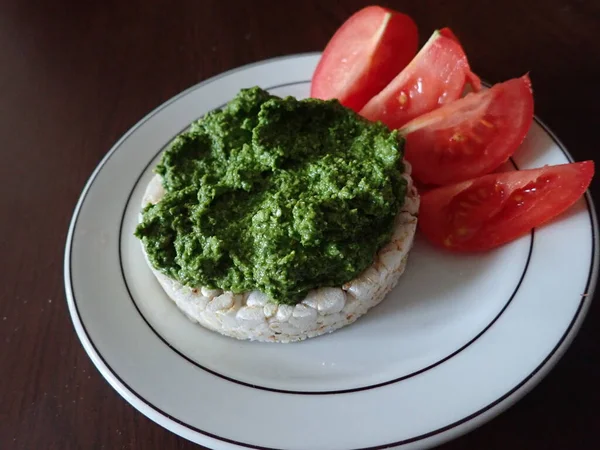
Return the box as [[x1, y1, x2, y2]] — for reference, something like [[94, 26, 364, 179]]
[[64, 52, 599, 450]]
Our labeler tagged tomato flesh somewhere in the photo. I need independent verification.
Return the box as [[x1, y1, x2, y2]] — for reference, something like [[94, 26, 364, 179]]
[[310, 6, 418, 112], [359, 28, 480, 129], [419, 161, 595, 252], [401, 75, 534, 185], [437, 28, 481, 91]]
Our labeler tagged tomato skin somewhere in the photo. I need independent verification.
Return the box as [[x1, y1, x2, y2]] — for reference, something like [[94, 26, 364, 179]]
[[310, 6, 418, 112], [401, 75, 534, 186], [359, 28, 479, 129], [419, 161, 595, 252]]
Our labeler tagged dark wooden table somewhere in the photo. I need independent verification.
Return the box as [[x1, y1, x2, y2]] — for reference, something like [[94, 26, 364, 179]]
[[1, 0, 599, 448]]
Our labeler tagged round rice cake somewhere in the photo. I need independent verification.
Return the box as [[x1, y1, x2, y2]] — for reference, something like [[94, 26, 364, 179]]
[[139, 163, 419, 343]]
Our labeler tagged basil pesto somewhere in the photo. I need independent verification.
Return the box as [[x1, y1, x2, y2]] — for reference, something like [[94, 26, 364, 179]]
[[135, 87, 407, 305]]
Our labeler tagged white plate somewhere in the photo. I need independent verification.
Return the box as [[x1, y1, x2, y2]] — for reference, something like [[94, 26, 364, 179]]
[[65, 53, 598, 450]]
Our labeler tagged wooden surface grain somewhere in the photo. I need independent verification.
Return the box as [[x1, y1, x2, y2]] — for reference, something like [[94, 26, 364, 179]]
[[1, 0, 598, 448]]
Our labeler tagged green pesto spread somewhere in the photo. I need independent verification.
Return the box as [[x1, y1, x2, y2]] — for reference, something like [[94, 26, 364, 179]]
[[135, 87, 407, 305]]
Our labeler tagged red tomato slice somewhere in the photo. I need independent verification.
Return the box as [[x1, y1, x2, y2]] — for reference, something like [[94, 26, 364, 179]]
[[401, 75, 534, 185], [360, 28, 480, 129], [437, 28, 481, 92], [310, 6, 418, 112], [419, 161, 595, 252]]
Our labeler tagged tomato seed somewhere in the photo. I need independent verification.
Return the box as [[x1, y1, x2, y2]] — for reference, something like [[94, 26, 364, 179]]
[[398, 91, 408, 108]]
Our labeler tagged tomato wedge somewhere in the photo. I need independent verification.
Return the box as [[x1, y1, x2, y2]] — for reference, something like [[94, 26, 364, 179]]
[[401, 75, 534, 186], [310, 6, 418, 112], [419, 161, 595, 252], [360, 28, 481, 129], [437, 28, 481, 92]]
